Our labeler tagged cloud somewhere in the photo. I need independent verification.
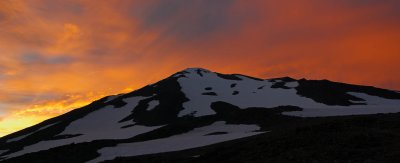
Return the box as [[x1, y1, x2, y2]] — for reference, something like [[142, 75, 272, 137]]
[[133, 0, 237, 41], [0, 0, 400, 136], [21, 53, 74, 65]]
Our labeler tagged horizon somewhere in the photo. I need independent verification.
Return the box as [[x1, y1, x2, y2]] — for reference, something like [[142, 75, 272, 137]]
[[1, 0, 400, 137]]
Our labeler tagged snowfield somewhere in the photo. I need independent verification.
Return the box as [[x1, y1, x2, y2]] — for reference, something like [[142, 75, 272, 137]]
[[283, 92, 400, 117], [178, 69, 325, 117], [3, 96, 163, 160], [178, 68, 400, 117], [88, 121, 264, 163]]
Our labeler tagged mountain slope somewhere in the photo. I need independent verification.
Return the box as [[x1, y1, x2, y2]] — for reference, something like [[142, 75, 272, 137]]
[[1, 68, 400, 162]]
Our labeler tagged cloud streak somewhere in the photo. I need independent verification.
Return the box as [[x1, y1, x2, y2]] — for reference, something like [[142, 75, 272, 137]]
[[0, 0, 400, 136]]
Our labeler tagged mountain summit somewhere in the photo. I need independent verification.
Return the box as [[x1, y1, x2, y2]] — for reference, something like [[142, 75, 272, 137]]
[[1, 68, 400, 162]]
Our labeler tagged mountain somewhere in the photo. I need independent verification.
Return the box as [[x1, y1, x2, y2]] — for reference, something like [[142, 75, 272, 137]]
[[1, 68, 400, 163]]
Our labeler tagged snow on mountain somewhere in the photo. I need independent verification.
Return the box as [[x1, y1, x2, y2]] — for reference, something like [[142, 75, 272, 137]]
[[146, 100, 159, 111], [3, 96, 163, 159], [177, 68, 400, 117], [88, 121, 263, 163], [5, 123, 58, 143], [177, 68, 323, 117], [283, 92, 400, 117], [0, 150, 7, 156], [58, 96, 161, 141], [1, 68, 400, 162]]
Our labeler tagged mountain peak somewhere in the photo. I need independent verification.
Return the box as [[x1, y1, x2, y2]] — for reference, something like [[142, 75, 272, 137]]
[[2, 68, 400, 162], [180, 67, 212, 73], [171, 67, 214, 78]]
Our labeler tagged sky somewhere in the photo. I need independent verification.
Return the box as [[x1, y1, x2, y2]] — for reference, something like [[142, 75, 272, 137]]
[[0, 0, 400, 137]]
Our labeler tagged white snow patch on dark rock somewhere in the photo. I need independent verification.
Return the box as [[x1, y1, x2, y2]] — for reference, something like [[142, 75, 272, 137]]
[[88, 121, 263, 163]]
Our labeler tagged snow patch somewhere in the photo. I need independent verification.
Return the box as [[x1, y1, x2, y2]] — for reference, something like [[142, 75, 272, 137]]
[[284, 81, 299, 88], [347, 92, 400, 105], [104, 95, 122, 103], [2, 96, 163, 160], [6, 123, 58, 143], [283, 92, 400, 117], [0, 150, 8, 155], [177, 71, 328, 117], [88, 122, 264, 163], [146, 100, 159, 111], [178, 71, 400, 118]]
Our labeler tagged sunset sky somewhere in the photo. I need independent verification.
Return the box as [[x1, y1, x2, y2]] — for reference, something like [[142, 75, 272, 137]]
[[1, 0, 400, 137]]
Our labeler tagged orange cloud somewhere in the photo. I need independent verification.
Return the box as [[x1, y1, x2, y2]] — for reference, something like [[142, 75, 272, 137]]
[[1, 0, 400, 137]]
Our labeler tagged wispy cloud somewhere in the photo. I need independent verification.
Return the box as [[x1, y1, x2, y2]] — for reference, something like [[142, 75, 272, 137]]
[[0, 0, 400, 136]]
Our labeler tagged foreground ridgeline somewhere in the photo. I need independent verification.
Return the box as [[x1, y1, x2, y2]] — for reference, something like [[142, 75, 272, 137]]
[[1, 68, 400, 163]]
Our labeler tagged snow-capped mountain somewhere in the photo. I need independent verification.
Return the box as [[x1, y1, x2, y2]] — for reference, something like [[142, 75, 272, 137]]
[[1, 68, 400, 163]]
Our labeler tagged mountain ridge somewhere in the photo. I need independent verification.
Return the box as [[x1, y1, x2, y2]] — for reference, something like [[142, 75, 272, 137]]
[[1, 67, 400, 163]]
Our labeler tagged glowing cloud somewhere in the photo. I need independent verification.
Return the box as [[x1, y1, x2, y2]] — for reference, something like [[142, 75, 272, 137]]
[[0, 0, 400, 137]]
